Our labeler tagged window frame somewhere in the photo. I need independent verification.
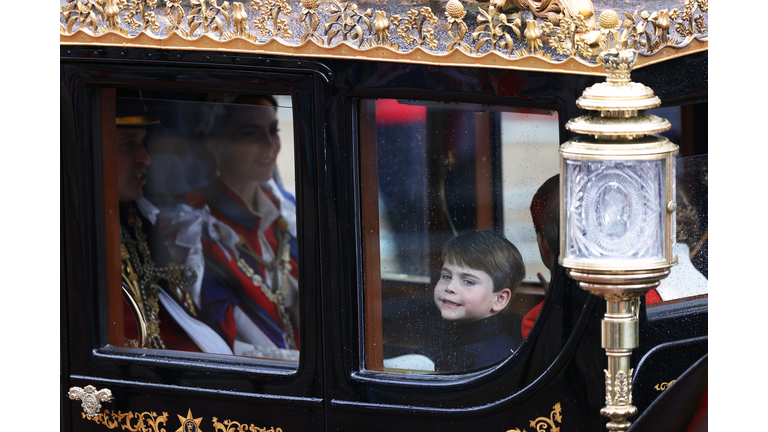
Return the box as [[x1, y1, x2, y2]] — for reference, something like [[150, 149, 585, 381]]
[[62, 62, 324, 394], [353, 95, 567, 381]]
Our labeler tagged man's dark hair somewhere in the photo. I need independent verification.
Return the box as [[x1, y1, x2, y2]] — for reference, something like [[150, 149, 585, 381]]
[[442, 230, 525, 295], [530, 175, 560, 255]]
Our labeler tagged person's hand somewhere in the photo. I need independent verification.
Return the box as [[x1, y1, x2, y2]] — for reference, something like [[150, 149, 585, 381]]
[[537, 272, 550, 294]]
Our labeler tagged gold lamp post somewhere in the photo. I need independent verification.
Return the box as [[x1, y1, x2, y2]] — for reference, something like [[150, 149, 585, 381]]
[[559, 49, 679, 431]]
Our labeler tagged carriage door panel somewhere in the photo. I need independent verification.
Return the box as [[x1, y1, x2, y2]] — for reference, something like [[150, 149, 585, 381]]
[[61, 63, 324, 432]]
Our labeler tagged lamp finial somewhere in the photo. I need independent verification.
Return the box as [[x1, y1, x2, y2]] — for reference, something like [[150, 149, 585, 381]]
[[599, 49, 638, 84]]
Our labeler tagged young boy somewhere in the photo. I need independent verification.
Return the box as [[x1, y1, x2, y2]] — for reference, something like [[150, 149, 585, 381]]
[[433, 230, 525, 371]]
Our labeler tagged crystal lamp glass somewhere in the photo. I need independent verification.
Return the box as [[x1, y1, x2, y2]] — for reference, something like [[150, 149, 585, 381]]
[[565, 158, 666, 262]]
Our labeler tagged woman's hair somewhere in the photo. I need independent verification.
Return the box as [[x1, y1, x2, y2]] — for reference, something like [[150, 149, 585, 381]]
[[197, 93, 278, 136], [442, 230, 525, 294]]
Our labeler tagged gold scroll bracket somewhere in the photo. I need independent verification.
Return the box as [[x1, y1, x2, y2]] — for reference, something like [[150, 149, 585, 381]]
[[68, 385, 113, 418]]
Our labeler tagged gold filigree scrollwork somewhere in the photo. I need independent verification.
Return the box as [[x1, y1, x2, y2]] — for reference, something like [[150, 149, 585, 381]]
[[299, 0, 322, 43], [251, 0, 293, 40], [188, 0, 232, 40], [125, 0, 160, 34], [326, 0, 373, 48], [164, 0, 189, 37], [507, 402, 563, 432], [445, 0, 470, 54], [84, 409, 169, 432], [212, 417, 284, 432], [654, 380, 676, 391], [61, 0, 104, 34], [392, 7, 439, 50]]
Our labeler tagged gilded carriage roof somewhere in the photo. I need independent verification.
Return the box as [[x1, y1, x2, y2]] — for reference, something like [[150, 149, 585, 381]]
[[59, 0, 707, 76]]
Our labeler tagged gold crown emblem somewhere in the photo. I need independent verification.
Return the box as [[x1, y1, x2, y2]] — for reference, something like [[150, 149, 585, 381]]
[[598, 49, 638, 84]]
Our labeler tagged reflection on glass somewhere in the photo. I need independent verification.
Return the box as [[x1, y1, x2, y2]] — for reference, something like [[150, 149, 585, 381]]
[[114, 91, 299, 365], [500, 111, 560, 284], [367, 99, 560, 373], [648, 155, 708, 304]]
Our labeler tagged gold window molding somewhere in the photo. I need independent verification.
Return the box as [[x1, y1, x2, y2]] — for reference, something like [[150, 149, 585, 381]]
[[60, 0, 707, 76]]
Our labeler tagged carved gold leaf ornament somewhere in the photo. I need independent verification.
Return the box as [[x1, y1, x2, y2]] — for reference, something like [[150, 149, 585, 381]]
[[61, 0, 104, 34], [60, 0, 707, 75], [445, 0, 471, 54], [326, 0, 373, 48], [299, 0, 322, 43], [507, 402, 562, 432], [165, 0, 188, 37]]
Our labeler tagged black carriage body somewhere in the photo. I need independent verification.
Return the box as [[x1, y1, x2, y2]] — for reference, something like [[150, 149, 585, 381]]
[[61, 45, 707, 432]]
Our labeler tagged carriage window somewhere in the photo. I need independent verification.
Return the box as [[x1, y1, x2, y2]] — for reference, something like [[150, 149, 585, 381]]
[[360, 99, 559, 373], [647, 154, 708, 306], [103, 89, 300, 367]]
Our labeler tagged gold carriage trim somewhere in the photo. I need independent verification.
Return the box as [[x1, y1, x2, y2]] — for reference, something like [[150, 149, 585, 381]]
[[60, 0, 707, 76], [507, 402, 562, 432], [654, 380, 676, 391], [81, 408, 284, 432]]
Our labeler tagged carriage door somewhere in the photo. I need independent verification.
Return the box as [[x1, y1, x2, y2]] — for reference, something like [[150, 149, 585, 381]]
[[61, 60, 325, 432]]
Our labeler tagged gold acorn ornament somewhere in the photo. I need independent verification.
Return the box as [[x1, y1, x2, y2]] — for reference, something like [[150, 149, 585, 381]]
[[446, 0, 466, 20], [445, 0, 470, 53], [598, 9, 621, 50]]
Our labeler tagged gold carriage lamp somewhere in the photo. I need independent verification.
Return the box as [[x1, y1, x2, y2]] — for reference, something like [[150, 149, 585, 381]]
[[559, 49, 678, 432]]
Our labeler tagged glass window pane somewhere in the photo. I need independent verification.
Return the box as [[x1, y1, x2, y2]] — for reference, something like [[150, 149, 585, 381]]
[[109, 90, 300, 367], [500, 112, 560, 284], [362, 99, 559, 374], [648, 154, 708, 305]]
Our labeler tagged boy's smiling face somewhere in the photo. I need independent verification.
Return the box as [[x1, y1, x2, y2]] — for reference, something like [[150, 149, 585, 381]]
[[434, 261, 511, 324]]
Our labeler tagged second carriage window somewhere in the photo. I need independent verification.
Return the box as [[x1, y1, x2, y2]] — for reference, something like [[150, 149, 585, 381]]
[[359, 99, 560, 373], [106, 89, 300, 365]]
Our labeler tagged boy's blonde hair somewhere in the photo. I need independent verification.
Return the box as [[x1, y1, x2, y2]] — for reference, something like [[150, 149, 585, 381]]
[[442, 230, 525, 298]]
